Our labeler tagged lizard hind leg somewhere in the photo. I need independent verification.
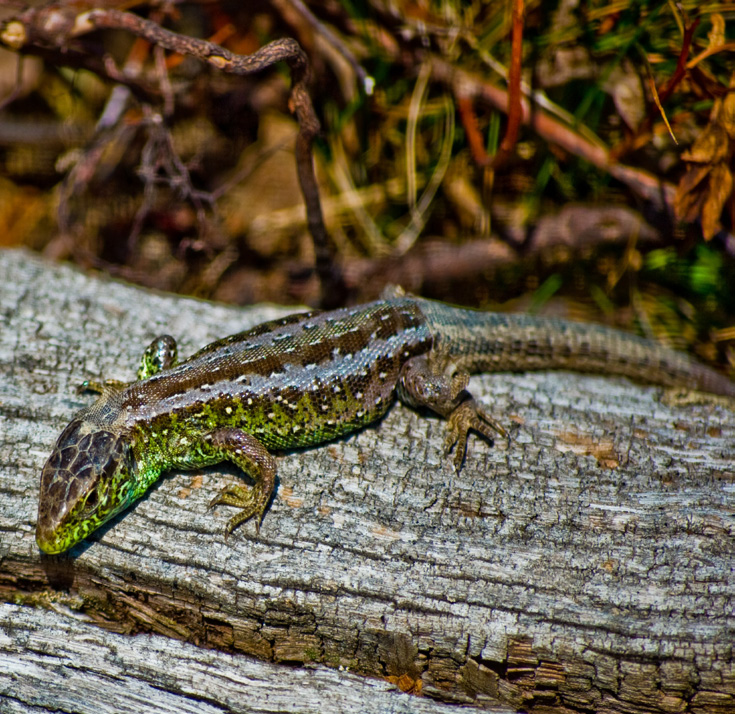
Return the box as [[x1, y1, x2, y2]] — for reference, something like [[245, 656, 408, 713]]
[[77, 379, 127, 395], [397, 354, 507, 471]]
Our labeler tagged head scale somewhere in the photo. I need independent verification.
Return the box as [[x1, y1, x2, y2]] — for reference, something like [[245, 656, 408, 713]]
[[36, 418, 135, 554]]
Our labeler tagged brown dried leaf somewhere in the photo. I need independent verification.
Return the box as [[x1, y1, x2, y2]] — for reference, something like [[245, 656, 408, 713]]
[[721, 72, 735, 140], [674, 164, 709, 221], [700, 163, 733, 239], [675, 95, 735, 238], [605, 63, 645, 131], [680, 119, 728, 163], [708, 13, 726, 48]]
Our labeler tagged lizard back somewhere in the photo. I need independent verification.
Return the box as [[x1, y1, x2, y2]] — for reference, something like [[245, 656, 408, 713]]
[[119, 298, 433, 449]]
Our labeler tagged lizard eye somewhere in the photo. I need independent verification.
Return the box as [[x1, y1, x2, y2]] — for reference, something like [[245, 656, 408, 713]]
[[84, 489, 99, 512]]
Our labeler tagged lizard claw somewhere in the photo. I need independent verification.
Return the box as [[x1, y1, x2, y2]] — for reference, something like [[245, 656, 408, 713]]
[[444, 399, 507, 471], [209, 483, 265, 535]]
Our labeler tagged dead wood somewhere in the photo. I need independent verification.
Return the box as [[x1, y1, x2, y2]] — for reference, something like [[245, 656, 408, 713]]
[[0, 249, 733, 713]]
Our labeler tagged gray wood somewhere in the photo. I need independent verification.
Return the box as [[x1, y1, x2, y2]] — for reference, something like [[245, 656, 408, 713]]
[[1, 601, 506, 713], [0, 249, 734, 713]]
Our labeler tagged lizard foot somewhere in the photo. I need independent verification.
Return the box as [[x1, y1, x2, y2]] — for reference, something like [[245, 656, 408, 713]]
[[138, 335, 178, 380], [444, 398, 507, 472], [77, 379, 127, 395], [209, 484, 265, 535], [398, 354, 508, 471]]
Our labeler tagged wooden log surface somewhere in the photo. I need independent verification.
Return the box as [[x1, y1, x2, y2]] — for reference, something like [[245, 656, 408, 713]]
[[0, 249, 733, 713], [2, 601, 506, 713]]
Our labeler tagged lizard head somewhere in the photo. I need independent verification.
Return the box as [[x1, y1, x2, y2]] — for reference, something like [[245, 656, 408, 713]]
[[36, 417, 135, 554]]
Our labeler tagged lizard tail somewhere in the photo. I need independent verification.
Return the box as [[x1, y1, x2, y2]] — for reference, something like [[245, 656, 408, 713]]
[[416, 299, 735, 397]]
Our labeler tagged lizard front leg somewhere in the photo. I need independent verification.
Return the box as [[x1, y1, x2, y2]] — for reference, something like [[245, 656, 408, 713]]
[[172, 427, 277, 535], [397, 353, 506, 471]]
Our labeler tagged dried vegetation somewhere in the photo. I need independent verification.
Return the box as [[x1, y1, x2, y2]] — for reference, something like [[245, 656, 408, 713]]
[[0, 0, 734, 366]]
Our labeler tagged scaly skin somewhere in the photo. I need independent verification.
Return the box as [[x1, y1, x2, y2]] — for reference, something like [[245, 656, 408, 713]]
[[36, 297, 735, 554]]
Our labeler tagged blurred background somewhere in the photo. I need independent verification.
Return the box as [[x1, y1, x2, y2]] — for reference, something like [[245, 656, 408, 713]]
[[0, 0, 733, 368]]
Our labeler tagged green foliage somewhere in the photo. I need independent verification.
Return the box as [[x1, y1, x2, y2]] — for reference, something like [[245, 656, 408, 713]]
[[644, 245, 727, 299]]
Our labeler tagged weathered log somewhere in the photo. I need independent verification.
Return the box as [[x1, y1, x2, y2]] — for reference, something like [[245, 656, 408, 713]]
[[2, 601, 504, 713], [0, 249, 733, 713]]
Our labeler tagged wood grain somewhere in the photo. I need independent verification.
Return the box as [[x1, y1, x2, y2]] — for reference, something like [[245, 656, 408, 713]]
[[0, 249, 733, 713], [2, 602, 500, 713]]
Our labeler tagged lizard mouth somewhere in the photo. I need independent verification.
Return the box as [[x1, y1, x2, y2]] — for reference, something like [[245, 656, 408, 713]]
[[35, 521, 69, 555]]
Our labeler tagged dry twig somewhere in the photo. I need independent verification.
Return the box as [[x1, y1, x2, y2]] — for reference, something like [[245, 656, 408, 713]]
[[1, 4, 344, 305]]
